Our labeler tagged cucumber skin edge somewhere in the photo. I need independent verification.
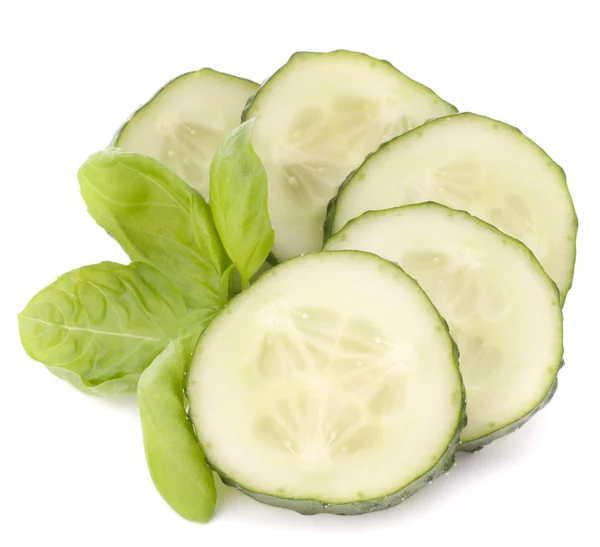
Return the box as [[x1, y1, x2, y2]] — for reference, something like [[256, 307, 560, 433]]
[[242, 50, 457, 124], [187, 251, 466, 515], [326, 204, 565, 452], [215, 440, 461, 516], [111, 68, 259, 148], [201, 293, 466, 515], [458, 364, 562, 453], [216, 380, 465, 516], [323, 144, 380, 243], [323, 112, 578, 305], [242, 50, 457, 264]]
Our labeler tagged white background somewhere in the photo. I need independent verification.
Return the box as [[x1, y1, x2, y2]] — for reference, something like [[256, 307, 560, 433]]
[[1, 1, 598, 546]]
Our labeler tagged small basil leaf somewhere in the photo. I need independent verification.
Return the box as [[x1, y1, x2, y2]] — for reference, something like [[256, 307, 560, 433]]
[[18, 262, 189, 394], [210, 119, 274, 286], [78, 149, 230, 309], [138, 340, 216, 523]]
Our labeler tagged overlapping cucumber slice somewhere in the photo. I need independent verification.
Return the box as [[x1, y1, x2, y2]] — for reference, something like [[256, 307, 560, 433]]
[[113, 69, 258, 199], [325, 204, 563, 449], [187, 252, 465, 514], [326, 113, 577, 304], [243, 50, 457, 262]]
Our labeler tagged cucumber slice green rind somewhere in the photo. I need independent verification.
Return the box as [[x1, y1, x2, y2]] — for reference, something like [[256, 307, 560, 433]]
[[228, 358, 465, 515], [218, 411, 464, 516], [323, 136, 388, 242], [216, 320, 465, 516], [243, 50, 457, 262], [325, 203, 563, 448], [113, 69, 259, 199], [187, 251, 466, 515], [242, 50, 457, 121], [113, 68, 258, 145], [459, 373, 559, 453], [324, 113, 577, 305]]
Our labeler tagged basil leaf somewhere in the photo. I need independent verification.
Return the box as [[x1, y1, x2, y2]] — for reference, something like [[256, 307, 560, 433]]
[[210, 119, 274, 286], [78, 149, 230, 310], [138, 340, 216, 523], [18, 262, 192, 394], [175, 301, 226, 355]]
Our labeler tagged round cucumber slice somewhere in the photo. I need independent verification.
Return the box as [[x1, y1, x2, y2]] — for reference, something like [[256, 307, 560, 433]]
[[243, 50, 457, 262], [113, 69, 258, 200], [325, 204, 563, 449], [187, 251, 465, 514], [326, 112, 577, 305]]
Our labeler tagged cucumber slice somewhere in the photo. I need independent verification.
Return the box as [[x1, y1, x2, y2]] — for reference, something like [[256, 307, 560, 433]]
[[113, 69, 258, 199], [326, 113, 577, 304], [325, 204, 563, 449], [243, 50, 457, 262], [187, 251, 465, 514]]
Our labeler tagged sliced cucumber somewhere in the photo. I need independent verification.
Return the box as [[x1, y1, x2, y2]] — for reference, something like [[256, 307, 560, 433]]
[[187, 251, 465, 514], [326, 112, 577, 304], [243, 50, 457, 262], [113, 69, 258, 199], [325, 204, 563, 449]]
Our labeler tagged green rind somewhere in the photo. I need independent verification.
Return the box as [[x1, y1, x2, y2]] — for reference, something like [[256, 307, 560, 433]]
[[325, 202, 564, 449], [242, 50, 457, 122], [323, 138, 389, 242], [187, 251, 466, 515], [218, 413, 463, 515], [243, 50, 457, 263], [112, 68, 259, 147], [459, 370, 561, 453], [323, 112, 577, 305]]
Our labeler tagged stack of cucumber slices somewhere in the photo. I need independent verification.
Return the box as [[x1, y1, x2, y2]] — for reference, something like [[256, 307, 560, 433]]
[[19, 50, 576, 522]]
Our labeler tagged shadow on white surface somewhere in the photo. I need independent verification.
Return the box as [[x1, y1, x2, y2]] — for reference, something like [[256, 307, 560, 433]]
[[72, 366, 549, 532], [94, 393, 140, 412], [209, 421, 541, 531]]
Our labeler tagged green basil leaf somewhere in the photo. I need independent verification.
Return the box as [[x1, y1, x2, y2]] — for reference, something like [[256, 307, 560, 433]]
[[175, 302, 225, 356], [78, 149, 230, 310], [18, 262, 191, 394], [210, 119, 274, 286], [138, 339, 216, 523]]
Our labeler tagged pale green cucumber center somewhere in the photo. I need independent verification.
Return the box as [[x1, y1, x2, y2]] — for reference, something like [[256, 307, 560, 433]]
[[331, 114, 576, 303], [115, 71, 258, 200], [252, 306, 409, 472], [188, 253, 462, 502], [401, 249, 508, 396], [267, 95, 413, 258], [325, 207, 561, 444], [248, 53, 457, 261], [154, 115, 224, 197], [401, 161, 542, 256]]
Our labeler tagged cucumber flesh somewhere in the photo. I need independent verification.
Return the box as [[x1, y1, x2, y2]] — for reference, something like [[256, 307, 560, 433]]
[[327, 112, 577, 304], [187, 251, 465, 514], [113, 69, 258, 200], [325, 204, 563, 447], [459, 378, 559, 453], [243, 50, 457, 262]]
